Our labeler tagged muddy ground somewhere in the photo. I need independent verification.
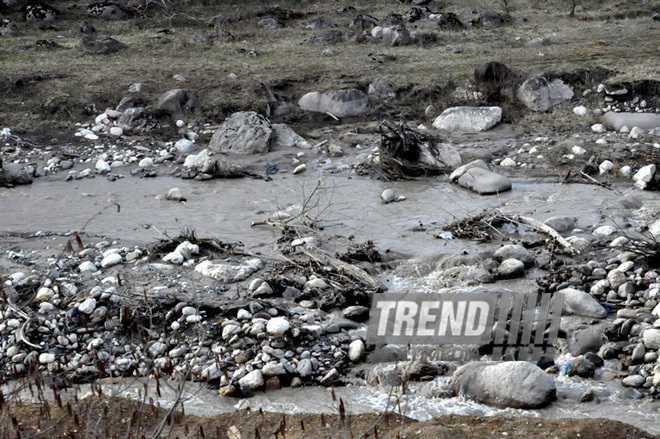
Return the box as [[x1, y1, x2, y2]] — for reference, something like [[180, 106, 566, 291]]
[[2, 398, 657, 439]]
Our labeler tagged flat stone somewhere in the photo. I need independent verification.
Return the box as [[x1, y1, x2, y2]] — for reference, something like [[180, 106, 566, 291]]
[[432, 106, 502, 133], [456, 167, 512, 195]]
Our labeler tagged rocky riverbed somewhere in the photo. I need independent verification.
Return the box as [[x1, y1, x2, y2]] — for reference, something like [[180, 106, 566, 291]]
[[2, 0, 660, 437]]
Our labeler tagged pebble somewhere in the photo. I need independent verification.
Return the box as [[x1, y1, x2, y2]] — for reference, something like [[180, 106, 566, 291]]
[[109, 127, 123, 136], [95, 160, 111, 174], [293, 164, 307, 174], [591, 124, 606, 133], [500, 158, 517, 167], [101, 253, 122, 268], [39, 353, 56, 364], [79, 261, 97, 272], [348, 340, 365, 361], [139, 157, 154, 168], [78, 297, 96, 314], [573, 106, 587, 116]]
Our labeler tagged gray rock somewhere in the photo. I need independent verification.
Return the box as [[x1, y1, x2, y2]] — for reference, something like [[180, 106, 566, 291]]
[[88, 3, 130, 20], [450, 159, 489, 182], [559, 287, 608, 318], [239, 370, 264, 390], [368, 78, 396, 100], [497, 258, 525, 279], [157, 89, 192, 117], [432, 106, 502, 133], [302, 30, 342, 45], [0, 163, 33, 187], [175, 139, 195, 154], [209, 112, 274, 154], [493, 245, 535, 266], [194, 258, 264, 283], [543, 216, 577, 233], [479, 12, 511, 27], [81, 34, 126, 54], [603, 112, 660, 131], [517, 74, 573, 112], [342, 305, 370, 322], [382, 24, 411, 46], [566, 357, 595, 378], [258, 17, 282, 29], [622, 375, 645, 388], [381, 188, 396, 204], [306, 17, 336, 29], [452, 361, 555, 409], [643, 328, 660, 350], [456, 167, 512, 195], [117, 107, 156, 132], [526, 37, 549, 47], [568, 326, 606, 355], [297, 358, 313, 377], [298, 89, 368, 117], [271, 123, 306, 149]]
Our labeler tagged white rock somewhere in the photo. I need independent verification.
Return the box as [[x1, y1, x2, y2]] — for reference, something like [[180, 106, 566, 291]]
[[591, 124, 606, 133], [620, 126, 630, 133], [79, 297, 96, 314], [237, 309, 252, 320], [266, 317, 290, 336], [139, 157, 154, 168], [571, 146, 586, 155], [95, 113, 108, 124], [84, 133, 99, 140], [101, 253, 122, 268], [181, 306, 197, 316], [593, 225, 616, 237], [629, 126, 644, 139], [348, 339, 365, 362], [432, 106, 502, 133], [9, 272, 26, 283], [293, 164, 307, 174], [633, 164, 656, 184], [500, 158, 516, 167], [650, 219, 660, 239], [573, 106, 587, 116], [39, 353, 56, 364], [598, 160, 613, 174], [79, 261, 97, 272], [162, 251, 184, 265], [95, 160, 111, 174], [176, 119, 185, 128], [36, 287, 54, 301], [109, 127, 123, 136], [620, 166, 632, 176], [175, 241, 199, 259], [595, 138, 608, 145]]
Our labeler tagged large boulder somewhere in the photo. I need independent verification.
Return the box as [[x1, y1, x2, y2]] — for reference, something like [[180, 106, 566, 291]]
[[517, 74, 573, 112], [456, 167, 511, 195], [558, 287, 608, 318], [0, 163, 33, 187], [157, 89, 192, 117], [271, 124, 307, 149], [298, 89, 368, 117], [81, 34, 126, 54], [602, 112, 660, 131], [381, 24, 411, 46], [452, 361, 556, 409], [209, 112, 274, 154], [432, 106, 502, 133], [117, 107, 158, 132]]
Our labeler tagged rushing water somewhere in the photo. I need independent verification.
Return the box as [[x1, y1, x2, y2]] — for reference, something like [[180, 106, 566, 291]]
[[2, 173, 659, 433]]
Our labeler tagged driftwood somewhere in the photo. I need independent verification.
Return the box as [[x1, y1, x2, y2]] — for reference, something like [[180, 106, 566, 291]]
[[300, 245, 385, 292], [506, 215, 576, 254]]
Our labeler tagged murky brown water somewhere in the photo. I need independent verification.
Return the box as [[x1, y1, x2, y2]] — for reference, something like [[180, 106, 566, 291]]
[[2, 173, 659, 433]]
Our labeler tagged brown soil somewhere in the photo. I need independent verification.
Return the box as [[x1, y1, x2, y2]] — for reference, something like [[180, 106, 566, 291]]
[[2, 398, 656, 439]]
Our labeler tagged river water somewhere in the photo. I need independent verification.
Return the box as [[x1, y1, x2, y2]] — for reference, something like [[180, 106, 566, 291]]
[[2, 172, 659, 433]]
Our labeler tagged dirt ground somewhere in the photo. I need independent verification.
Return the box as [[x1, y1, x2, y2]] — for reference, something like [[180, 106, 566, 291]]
[[2, 397, 657, 439]]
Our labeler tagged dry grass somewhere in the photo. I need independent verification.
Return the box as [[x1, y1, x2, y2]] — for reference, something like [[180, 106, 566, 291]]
[[1, 0, 660, 134]]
